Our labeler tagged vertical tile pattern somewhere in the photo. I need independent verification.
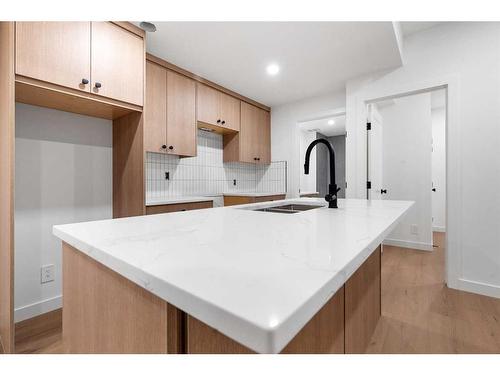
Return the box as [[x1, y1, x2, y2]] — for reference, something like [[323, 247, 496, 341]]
[[146, 130, 286, 201]]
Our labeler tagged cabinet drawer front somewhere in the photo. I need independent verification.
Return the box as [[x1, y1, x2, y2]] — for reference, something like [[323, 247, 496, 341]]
[[91, 22, 144, 106], [146, 201, 213, 215], [16, 22, 91, 92]]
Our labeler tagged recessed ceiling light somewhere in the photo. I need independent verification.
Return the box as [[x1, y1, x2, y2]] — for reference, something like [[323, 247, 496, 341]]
[[266, 64, 280, 76], [139, 22, 157, 32], [328, 119, 335, 125]]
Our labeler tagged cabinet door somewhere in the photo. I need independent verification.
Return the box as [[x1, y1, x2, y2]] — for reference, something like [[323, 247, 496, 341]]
[[15, 22, 91, 92], [166, 71, 197, 157], [91, 22, 144, 106], [239, 102, 260, 163], [197, 83, 220, 126], [219, 93, 240, 131], [144, 61, 167, 153], [258, 109, 271, 164]]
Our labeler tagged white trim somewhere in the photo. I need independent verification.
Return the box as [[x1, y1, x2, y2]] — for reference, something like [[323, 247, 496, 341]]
[[383, 238, 433, 252], [433, 226, 446, 233], [14, 295, 62, 323], [448, 278, 500, 299]]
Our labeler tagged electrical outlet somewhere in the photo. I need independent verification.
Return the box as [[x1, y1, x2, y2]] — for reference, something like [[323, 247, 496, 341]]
[[410, 224, 419, 235], [41, 264, 55, 284]]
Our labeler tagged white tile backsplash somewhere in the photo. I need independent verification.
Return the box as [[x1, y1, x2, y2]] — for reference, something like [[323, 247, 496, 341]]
[[146, 130, 286, 201]]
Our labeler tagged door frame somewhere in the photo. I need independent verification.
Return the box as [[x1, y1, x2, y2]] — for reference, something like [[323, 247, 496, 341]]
[[347, 74, 459, 290]]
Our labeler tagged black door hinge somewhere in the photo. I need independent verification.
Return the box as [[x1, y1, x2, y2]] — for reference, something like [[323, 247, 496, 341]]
[[367, 122, 372, 130], [367, 181, 372, 189]]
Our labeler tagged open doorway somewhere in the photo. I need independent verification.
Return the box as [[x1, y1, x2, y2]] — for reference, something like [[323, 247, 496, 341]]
[[298, 111, 346, 198], [367, 88, 447, 251]]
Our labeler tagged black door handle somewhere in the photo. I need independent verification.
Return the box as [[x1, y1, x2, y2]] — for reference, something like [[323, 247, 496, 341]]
[[380, 189, 387, 194], [432, 188, 436, 192]]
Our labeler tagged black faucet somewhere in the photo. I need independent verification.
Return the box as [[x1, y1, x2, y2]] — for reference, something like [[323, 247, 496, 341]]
[[304, 138, 340, 208]]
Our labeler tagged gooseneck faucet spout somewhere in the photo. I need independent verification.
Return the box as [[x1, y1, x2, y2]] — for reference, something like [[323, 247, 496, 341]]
[[304, 138, 340, 208]]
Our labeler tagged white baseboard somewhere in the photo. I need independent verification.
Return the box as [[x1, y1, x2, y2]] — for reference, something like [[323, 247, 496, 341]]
[[433, 226, 446, 232], [14, 295, 62, 323], [383, 238, 434, 251], [448, 278, 500, 299]]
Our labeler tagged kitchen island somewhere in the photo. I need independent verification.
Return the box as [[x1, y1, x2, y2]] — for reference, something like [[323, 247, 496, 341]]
[[53, 198, 412, 354]]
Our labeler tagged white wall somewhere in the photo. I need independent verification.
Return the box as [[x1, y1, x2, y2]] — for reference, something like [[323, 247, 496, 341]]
[[271, 91, 345, 198], [14, 103, 113, 322], [378, 94, 433, 251], [345, 22, 500, 298], [298, 130, 317, 194], [432, 107, 446, 232]]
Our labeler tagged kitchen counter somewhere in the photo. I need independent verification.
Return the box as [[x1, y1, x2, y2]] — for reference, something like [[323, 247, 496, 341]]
[[53, 198, 412, 353], [223, 192, 286, 197], [146, 196, 215, 206]]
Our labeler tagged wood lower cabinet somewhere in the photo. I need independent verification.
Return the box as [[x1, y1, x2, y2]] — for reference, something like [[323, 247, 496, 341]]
[[185, 246, 381, 354], [223, 194, 285, 207], [15, 22, 91, 92], [224, 101, 271, 164], [91, 22, 144, 106], [187, 287, 345, 354], [345, 246, 381, 353], [197, 83, 240, 132], [145, 201, 213, 215]]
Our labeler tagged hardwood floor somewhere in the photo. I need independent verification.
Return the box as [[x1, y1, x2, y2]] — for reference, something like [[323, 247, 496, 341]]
[[367, 232, 500, 353], [14, 232, 500, 354]]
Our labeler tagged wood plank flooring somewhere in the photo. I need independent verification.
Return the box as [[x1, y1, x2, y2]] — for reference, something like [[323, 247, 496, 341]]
[[367, 232, 500, 353], [14, 232, 500, 354]]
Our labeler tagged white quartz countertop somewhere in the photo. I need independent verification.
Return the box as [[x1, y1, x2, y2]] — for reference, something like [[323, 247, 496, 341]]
[[223, 192, 286, 197], [53, 198, 412, 353], [146, 196, 215, 206]]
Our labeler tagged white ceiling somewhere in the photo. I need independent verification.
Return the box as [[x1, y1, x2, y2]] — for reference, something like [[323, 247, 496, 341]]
[[141, 22, 403, 107], [299, 114, 346, 137], [400, 22, 442, 37]]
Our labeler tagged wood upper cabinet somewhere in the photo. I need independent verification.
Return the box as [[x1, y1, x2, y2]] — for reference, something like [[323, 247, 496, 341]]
[[197, 83, 240, 131], [219, 93, 240, 131], [15, 22, 91, 92], [91, 22, 144, 106], [232, 102, 271, 164], [144, 61, 197, 157], [196, 84, 220, 126], [166, 70, 197, 157], [144, 61, 167, 153]]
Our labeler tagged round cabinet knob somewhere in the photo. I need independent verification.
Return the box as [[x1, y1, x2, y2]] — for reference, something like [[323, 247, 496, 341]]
[[168, 145, 174, 150], [221, 120, 226, 125], [81, 78, 89, 85], [94, 82, 102, 89], [380, 189, 387, 194], [161, 145, 167, 149], [217, 119, 221, 124]]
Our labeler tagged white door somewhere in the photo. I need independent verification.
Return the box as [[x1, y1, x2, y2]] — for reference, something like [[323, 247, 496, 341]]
[[367, 103, 384, 200]]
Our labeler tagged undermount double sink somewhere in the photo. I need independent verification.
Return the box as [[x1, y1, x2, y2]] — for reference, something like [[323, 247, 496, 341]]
[[253, 203, 323, 214]]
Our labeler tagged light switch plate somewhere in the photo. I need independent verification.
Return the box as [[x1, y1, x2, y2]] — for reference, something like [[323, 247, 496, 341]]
[[41, 264, 55, 284]]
